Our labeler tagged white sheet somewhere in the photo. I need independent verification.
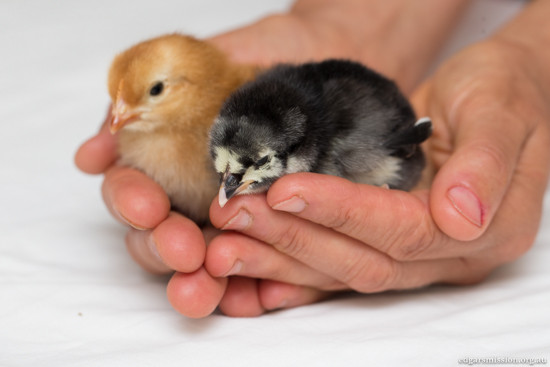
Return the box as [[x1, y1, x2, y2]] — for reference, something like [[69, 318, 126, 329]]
[[2, 1, 548, 366]]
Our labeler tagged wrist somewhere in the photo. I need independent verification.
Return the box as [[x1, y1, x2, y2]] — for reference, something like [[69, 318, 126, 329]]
[[492, 2, 550, 93]]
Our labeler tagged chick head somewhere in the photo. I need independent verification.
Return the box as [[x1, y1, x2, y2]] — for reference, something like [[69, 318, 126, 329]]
[[210, 98, 308, 208], [107, 34, 233, 134]]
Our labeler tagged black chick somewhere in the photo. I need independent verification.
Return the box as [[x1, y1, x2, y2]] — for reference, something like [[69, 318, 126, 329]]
[[209, 59, 432, 207]]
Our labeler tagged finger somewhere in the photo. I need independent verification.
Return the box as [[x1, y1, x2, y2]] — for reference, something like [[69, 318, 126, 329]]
[[211, 192, 496, 290], [211, 194, 394, 292], [474, 121, 550, 263], [102, 165, 171, 230], [150, 212, 206, 273], [258, 280, 334, 311], [214, 193, 494, 290], [125, 212, 211, 275], [428, 90, 534, 241], [75, 106, 118, 174], [265, 173, 457, 261], [211, 194, 473, 292], [125, 228, 172, 275], [206, 231, 345, 290], [218, 278, 331, 316], [166, 267, 227, 319], [218, 277, 266, 317]]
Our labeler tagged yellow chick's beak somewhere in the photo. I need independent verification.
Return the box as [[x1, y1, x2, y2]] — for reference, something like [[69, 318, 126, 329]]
[[109, 97, 140, 134], [218, 169, 255, 208]]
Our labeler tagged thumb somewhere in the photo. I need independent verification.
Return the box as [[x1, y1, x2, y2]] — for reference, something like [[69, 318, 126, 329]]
[[74, 105, 118, 174], [428, 96, 529, 241]]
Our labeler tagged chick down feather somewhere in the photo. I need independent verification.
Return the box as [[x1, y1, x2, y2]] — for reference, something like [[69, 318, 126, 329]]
[[107, 34, 257, 223], [209, 59, 432, 207]]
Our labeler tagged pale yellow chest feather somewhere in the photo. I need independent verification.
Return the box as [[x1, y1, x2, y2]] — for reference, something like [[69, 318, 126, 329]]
[[118, 129, 218, 223]]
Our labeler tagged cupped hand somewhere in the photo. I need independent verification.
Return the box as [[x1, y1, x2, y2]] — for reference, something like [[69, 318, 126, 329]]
[[75, 110, 230, 318], [75, 10, 395, 318], [206, 38, 550, 309], [74, 1, 478, 317]]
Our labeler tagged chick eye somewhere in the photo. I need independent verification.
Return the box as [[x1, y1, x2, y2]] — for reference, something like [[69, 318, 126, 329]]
[[256, 155, 269, 167], [149, 82, 164, 96]]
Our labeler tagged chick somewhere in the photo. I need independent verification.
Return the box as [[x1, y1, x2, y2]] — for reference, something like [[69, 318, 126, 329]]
[[209, 59, 432, 207], [108, 34, 256, 223]]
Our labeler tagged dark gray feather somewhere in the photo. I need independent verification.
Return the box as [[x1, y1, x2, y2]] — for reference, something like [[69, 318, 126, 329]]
[[209, 59, 432, 193]]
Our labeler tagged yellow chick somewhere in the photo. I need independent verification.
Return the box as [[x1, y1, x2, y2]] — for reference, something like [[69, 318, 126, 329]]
[[107, 34, 257, 224]]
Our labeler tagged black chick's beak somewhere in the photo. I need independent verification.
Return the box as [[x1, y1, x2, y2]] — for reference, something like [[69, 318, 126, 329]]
[[218, 169, 255, 208]]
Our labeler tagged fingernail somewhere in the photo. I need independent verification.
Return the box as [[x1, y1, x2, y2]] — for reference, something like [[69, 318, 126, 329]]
[[447, 186, 483, 227], [146, 233, 165, 265], [276, 298, 289, 309], [224, 260, 243, 276], [222, 209, 252, 231], [115, 205, 148, 230], [272, 195, 307, 213], [125, 229, 169, 273]]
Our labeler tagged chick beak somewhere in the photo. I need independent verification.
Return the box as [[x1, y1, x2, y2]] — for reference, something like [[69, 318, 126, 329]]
[[109, 97, 140, 134], [218, 170, 255, 208]]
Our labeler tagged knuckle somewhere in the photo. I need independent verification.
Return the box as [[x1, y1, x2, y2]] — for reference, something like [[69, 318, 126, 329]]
[[327, 203, 359, 232], [270, 223, 310, 258], [385, 212, 437, 261], [437, 258, 488, 286], [343, 256, 399, 293], [324, 184, 365, 234], [454, 266, 491, 286], [454, 256, 502, 286], [472, 143, 510, 180]]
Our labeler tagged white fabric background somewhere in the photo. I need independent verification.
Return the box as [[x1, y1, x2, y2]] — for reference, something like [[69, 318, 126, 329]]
[[1, 1, 548, 366]]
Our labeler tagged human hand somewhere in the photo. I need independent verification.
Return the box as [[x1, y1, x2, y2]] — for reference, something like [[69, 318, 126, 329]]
[[75, 0, 468, 317], [75, 110, 229, 317], [73, 12, 381, 318], [205, 37, 550, 313]]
